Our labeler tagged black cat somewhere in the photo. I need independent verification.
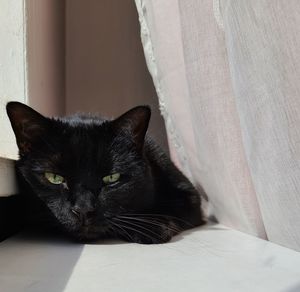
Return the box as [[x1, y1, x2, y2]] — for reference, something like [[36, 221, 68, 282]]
[[6, 102, 204, 244]]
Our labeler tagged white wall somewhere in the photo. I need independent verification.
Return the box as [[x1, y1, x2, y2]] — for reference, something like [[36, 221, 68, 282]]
[[0, 0, 27, 160]]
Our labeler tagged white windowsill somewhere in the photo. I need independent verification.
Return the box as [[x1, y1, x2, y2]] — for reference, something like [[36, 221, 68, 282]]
[[1, 223, 300, 292]]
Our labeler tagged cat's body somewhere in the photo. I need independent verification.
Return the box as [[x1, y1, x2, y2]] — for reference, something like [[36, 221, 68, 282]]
[[7, 102, 204, 244]]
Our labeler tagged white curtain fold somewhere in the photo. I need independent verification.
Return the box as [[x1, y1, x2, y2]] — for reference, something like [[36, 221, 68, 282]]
[[222, 0, 300, 251], [135, 0, 300, 251]]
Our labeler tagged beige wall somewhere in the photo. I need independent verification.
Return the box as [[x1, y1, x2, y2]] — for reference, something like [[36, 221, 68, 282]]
[[66, 0, 168, 150], [27, 0, 65, 117]]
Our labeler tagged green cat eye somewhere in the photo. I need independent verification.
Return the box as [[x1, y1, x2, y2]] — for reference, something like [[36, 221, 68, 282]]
[[102, 173, 120, 184], [45, 172, 65, 185]]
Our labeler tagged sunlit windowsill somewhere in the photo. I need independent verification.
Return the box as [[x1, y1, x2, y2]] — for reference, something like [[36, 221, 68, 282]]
[[1, 223, 300, 292]]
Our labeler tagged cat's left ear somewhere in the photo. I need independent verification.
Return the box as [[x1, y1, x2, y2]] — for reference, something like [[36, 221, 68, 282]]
[[6, 102, 50, 155], [112, 106, 151, 151]]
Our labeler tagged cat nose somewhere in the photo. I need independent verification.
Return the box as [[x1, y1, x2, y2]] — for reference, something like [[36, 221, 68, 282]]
[[71, 207, 96, 226]]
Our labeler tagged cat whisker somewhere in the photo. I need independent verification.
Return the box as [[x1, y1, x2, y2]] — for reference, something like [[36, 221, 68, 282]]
[[117, 215, 182, 234], [122, 213, 194, 228], [114, 217, 164, 239], [111, 219, 159, 243], [106, 219, 134, 242]]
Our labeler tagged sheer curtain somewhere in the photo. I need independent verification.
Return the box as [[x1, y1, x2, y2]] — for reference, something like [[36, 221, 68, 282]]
[[135, 0, 300, 251]]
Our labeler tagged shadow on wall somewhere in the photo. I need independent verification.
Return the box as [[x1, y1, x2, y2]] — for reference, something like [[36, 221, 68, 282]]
[[66, 0, 169, 152]]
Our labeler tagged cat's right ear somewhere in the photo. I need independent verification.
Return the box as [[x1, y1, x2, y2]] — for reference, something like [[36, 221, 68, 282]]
[[6, 102, 49, 155], [112, 106, 151, 151]]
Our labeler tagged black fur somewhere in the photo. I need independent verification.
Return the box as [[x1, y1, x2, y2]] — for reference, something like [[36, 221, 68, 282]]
[[6, 102, 204, 244]]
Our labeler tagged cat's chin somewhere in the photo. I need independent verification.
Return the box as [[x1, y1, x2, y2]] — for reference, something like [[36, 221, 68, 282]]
[[72, 226, 108, 242]]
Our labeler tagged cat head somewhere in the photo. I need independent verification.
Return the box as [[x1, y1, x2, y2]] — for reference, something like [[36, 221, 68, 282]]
[[7, 102, 154, 241]]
